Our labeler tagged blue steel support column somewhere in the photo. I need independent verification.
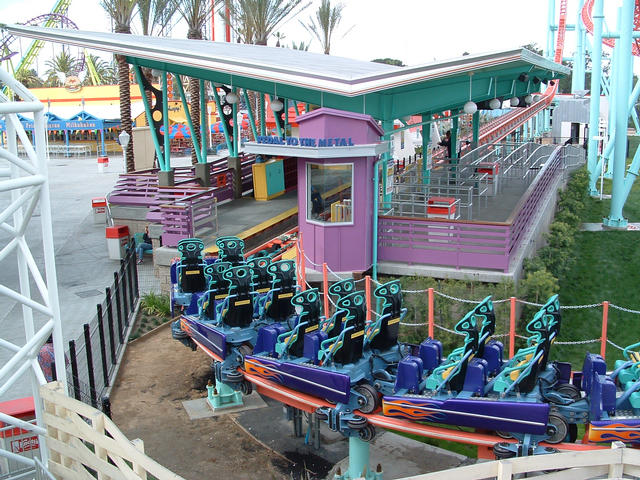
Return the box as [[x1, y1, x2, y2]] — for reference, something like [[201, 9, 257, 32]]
[[381, 119, 394, 207], [372, 157, 383, 281], [64, 129, 69, 157], [604, 0, 634, 228], [175, 74, 203, 164], [421, 113, 431, 185], [347, 437, 370, 479], [200, 79, 207, 162], [572, 0, 586, 93], [588, 0, 604, 195], [162, 72, 170, 170], [523, 119, 529, 142], [451, 116, 459, 159], [133, 66, 165, 170], [472, 110, 480, 147], [242, 89, 258, 141], [100, 128, 105, 156], [547, 0, 556, 59], [211, 87, 233, 153], [232, 91, 239, 157]]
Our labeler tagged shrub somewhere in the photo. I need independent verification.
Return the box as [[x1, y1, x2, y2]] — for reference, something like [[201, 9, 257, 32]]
[[140, 292, 171, 318]]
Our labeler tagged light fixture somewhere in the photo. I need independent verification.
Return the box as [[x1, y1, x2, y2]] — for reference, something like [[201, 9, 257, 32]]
[[489, 98, 501, 110], [463, 72, 477, 114], [271, 97, 284, 112], [213, 82, 223, 88], [118, 130, 130, 148], [518, 73, 529, 82], [225, 91, 239, 104], [533, 76, 541, 85], [524, 94, 533, 105], [151, 69, 161, 78], [509, 97, 520, 107], [533, 94, 541, 102]]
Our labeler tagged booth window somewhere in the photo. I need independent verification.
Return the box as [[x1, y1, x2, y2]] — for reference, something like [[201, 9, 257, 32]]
[[307, 162, 353, 224]]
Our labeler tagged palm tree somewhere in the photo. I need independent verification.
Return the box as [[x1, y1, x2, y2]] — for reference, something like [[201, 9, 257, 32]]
[[226, 0, 309, 45], [138, 0, 177, 36], [176, 0, 214, 164], [84, 54, 117, 86], [301, 0, 344, 55], [290, 40, 310, 51], [101, 0, 137, 172], [44, 50, 78, 86], [15, 69, 43, 88]]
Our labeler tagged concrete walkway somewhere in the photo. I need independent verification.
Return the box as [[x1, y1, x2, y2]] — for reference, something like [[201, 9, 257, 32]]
[[0, 154, 143, 402]]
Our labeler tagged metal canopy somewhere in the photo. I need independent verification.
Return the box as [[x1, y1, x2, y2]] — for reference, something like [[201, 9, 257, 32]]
[[5, 24, 570, 120]]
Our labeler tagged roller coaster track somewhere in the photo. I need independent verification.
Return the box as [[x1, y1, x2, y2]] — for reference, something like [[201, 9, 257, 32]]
[[581, 0, 640, 55], [477, 0, 568, 145], [192, 336, 608, 454]]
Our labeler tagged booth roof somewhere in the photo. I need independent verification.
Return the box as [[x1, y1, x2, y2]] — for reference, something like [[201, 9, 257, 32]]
[[6, 24, 570, 120]]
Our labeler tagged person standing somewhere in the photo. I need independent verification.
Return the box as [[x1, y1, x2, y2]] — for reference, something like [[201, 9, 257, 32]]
[[439, 130, 452, 158]]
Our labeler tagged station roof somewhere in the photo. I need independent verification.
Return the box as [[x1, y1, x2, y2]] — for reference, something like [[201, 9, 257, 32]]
[[5, 24, 570, 121]]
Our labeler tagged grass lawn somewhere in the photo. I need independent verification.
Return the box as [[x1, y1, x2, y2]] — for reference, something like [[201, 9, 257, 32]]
[[557, 135, 640, 368]]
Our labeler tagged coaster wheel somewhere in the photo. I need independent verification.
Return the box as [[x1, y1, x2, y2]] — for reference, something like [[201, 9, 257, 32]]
[[240, 380, 253, 395], [556, 383, 581, 402], [546, 413, 569, 444], [346, 416, 368, 429], [355, 384, 380, 414], [493, 442, 516, 460], [226, 371, 243, 383], [358, 424, 376, 442]]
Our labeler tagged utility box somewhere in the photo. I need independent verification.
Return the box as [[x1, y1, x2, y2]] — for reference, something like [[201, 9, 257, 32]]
[[97, 156, 109, 173], [92, 197, 107, 225], [106, 225, 130, 260], [0, 397, 39, 474], [253, 158, 285, 201]]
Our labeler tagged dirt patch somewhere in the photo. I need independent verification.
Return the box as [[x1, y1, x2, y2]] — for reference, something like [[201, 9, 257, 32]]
[[109, 323, 295, 479]]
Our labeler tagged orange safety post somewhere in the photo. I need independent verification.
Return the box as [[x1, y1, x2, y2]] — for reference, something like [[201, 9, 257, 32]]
[[601, 301, 609, 359], [323, 263, 329, 318], [428, 288, 434, 338], [366, 275, 372, 323], [509, 297, 516, 359], [299, 232, 306, 291]]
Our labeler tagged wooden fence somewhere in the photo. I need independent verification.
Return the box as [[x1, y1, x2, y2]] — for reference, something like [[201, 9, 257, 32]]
[[41, 382, 184, 480], [397, 442, 640, 480]]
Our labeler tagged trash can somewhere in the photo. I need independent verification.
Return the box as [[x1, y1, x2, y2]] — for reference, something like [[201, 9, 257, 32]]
[[92, 197, 107, 225], [97, 156, 109, 173], [106, 225, 130, 260]]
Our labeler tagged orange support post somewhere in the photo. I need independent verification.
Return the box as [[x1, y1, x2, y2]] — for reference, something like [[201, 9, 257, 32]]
[[323, 263, 329, 318], [601, 301, 609, 359], [509, 297, 516, 359], [428, 288, 434, 338], [366, 275, 372, 323]]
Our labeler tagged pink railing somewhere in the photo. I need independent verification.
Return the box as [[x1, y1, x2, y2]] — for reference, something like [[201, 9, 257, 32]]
[[378, 146, 565, 273], [159, 189, 218, 247]]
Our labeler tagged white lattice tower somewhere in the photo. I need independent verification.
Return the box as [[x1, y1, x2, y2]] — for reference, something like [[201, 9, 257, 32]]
[[0, 68, 66, 470]]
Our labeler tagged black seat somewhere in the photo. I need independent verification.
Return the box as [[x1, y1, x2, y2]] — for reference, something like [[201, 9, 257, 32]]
[[247, 257, 272, 294], [264, 260, 297, 322], [321, 279, 356, 338], [368, 280, 404, 351], [474, 296, 495, 358], [219, 265, 254, 328], [280, 288, 323, 358], [200, 262, 231, 320], [332, 291, 367, 365], [216, 236, 245, 266], [177, 238, 206, 293]]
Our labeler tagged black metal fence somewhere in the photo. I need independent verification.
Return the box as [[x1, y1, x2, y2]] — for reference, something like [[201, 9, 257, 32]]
[[65, 241, 139, 412]]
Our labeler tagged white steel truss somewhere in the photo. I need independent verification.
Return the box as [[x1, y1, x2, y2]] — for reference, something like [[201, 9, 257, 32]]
[[0, 68, 66, 473]]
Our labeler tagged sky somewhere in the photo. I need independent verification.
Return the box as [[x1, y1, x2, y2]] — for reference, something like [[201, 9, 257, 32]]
[[0, 0, 627, 71]]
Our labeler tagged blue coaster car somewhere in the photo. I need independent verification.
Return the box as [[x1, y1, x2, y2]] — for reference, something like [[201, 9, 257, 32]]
[[198, 261, 233, 322], [382, 297, 558, 448], [256, 260, 297, 324], [171, 238, 208, 315], [246, 279, 408, 414]]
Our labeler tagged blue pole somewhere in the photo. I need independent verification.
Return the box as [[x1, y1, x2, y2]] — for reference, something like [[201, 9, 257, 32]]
[[211, 87, 233, 154], [133, 66, 165, 170], [604, 0, 634, 228], [347, 437, 370, 479], [588, 0, 604, 195], [421, 113, 431, 185], [175, 74, 203, 164], [572, 0, 586, 93], [100, 128, 106, 156], [381, 119, 393, 207], [547, 0, 556, 59], [162, 71, 170, 170], [232, 91, 238, 157], [372, 157, 383, 281], [64, 129, 69, 157]]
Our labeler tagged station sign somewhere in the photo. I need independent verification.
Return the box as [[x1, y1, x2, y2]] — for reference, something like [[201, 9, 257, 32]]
[[256, 136, 355, 147]]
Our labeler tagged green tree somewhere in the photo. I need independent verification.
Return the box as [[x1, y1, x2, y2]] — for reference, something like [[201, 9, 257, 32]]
[[176, 0, 214, 164], [519, 268, 559, 310], [300, 0, 345, 55], [290, 40, 310, 51], [15, 68, 43, 88], [101, 0, 138, 172], [138, 0, 177, 35], [225, 0, 309, 45], [84, 54, 117, 86], [372, 58, 404, 67], [44, 50, 78, 86]]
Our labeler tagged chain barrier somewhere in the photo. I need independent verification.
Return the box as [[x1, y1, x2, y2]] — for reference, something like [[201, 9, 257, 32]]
[[555, 338, 601, 345], [609, 303, 640, 315], [301, 251, 323, 268], [399, 321, 427, 327], [607, 339, 626, 351], [434, 323, 465, 336], [433, 290, 482, 304]]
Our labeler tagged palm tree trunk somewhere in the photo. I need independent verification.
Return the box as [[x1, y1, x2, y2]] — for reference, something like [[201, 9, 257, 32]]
[[189, 77, 200, 165], [116, 53, 135, 172]]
